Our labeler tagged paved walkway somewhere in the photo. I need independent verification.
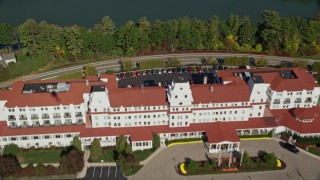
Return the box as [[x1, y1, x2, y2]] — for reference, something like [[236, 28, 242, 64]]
[[140, 146, 166, 165]]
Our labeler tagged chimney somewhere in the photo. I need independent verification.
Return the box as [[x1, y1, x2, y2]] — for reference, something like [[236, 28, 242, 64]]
[[210, 86, 213, 93], [203, 75, 208, 84], [86, 80, 89, 86]]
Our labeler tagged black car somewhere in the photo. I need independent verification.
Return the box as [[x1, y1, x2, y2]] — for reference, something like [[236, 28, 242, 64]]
[[281, 142, 299, 154], [151, 69, 157, 75], [125, 72, 131, 78]]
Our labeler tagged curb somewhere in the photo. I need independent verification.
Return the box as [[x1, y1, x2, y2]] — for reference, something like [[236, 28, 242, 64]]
[[167, 141, 203, 147]]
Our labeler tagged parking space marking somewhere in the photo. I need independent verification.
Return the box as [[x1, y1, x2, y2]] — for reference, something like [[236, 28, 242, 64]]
[[100, 166, 103, 178], [115, 166, 117, 178], [108, 166, 110, 178], [92, 167, 95, 178]]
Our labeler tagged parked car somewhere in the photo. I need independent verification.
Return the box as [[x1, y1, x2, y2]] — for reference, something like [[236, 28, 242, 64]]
[[167, 68, 172, 74], [142, 71, 147, 76], [151, 70, 157, 75], [187, 66, 193, 74], [172, 67, 178, 74], [136, 71, 141, 77], [280, 142, 299, 154], [182, 67, 188, 74], [177, 67, 182, 74], [116, 74, 120, 80], [146, 70, 152, 76], [131, 71, 136, 78], [161, 69, 167, 74], [197, 66, 202, 73], [120, 73, 125, 79], [132, 84, 139, 88], [125, 72, 131, 78], [157, 69, 162, 75]]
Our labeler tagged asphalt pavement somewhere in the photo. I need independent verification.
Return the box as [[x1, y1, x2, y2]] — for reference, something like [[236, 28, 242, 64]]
[[84, 166, 126, 180]]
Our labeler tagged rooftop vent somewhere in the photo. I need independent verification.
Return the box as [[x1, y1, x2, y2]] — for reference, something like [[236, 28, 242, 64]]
[[210, 86, 213, 93]]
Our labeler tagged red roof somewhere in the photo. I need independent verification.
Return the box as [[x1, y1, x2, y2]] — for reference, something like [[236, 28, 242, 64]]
[[217, 68, 318, 92], [0, 78, 105, 108], [292, 107, 319, 120], [272, 107, 320, 134], [108, 86, 168, 107], [191, 79, 250, 103]]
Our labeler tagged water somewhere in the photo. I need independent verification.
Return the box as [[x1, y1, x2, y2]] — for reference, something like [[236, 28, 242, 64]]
[[0, 0, 319, 27]]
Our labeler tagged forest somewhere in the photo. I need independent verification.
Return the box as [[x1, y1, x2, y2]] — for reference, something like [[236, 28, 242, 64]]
[[0, 10, 320, 82]]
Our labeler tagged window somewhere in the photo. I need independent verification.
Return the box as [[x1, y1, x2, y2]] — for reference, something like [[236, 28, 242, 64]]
[[45, 135, 50, 139], [56, 135, 61, 138], [66, 134, 72, 138], [185, 95, 187, 98], [179, 102, 182, 105], [175, 95, 178, 99], [259, 106, 262, 109], [33, 136, 39, 139], [22, 136, 27, 140]]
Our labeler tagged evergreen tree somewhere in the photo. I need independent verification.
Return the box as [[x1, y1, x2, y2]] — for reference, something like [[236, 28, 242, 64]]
[[89, 139, 104, 162], [72, 136, 82, 152]]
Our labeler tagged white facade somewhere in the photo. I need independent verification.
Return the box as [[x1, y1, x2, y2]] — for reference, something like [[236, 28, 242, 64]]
[[1, 68, 320, 152]]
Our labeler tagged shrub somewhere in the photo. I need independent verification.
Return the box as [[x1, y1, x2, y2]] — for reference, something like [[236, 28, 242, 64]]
[[186, 160, 199, 173], [165, 139, 169, 146], [0, 155, 21, 177], [263, 153, 277, 168], [59, 149, 84, 174], [241, 151, 254, 168], [72, 136, 82, 152], [3, 144, 20, 156]]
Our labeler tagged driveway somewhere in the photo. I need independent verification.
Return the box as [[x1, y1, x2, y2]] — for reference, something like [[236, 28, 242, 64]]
[[129, 140, 320, 180]]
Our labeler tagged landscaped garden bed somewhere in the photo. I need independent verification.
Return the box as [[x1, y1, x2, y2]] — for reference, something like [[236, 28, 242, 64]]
[[177, 151, 286, 176], [165, 138, 203, 147]]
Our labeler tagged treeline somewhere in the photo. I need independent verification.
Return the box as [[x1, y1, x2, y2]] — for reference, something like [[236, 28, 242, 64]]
[[0, 10, 320, 81]]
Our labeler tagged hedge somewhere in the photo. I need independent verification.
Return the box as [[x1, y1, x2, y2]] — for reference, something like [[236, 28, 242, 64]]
[[165, 138, 202, 146]]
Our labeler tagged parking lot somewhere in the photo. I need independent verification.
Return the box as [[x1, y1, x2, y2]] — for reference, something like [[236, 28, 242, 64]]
[[117, 66, 222, 88], [84, 166, 126, 180]]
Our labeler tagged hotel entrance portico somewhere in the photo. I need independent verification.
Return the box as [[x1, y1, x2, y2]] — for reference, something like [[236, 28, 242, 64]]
[[208, 141, 240, 153]]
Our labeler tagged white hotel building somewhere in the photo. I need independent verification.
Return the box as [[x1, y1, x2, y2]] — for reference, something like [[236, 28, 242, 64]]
[[0, 68, 320, 153]]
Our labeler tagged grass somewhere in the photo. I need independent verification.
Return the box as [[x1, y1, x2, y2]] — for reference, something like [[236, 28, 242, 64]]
[[307, 147, 320, 156], [57, 71, 84, 80], [132, 148, 154, 161], [17, 149, 63, 164]]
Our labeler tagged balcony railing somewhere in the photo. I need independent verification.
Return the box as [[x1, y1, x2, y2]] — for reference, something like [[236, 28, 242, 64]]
[[75, 113, 83, 117], [305, 100, 312, 103], [283, 101, 291, 104], [273, 101, 280, 104], [53, 115, 61, 119], [19, 117, 27, 120], [8, 117, 16, 121], [294, 100, 302, 103], [64, 114, 72, 118], [31, 116, 39, 120], [42, 115, 50, 119]]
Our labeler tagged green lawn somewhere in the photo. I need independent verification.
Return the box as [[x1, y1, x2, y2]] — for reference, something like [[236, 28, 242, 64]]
[[132, 148, 154, 161], [18, 149, 63, 164], [308, 147, 320, 156], [123, 165, 143, 176]]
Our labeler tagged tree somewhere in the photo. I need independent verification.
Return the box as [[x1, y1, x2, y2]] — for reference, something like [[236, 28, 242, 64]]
[[238, 16, 257, 47], [260, 10, 282, 52], [205, 16, 222, 50], [116, 135, 132, 155], [152, 133, 160, 151], [84, 64, 98, 76], [72, 136, 82, 152], [312, 61, 320, 72], [92, 16, 116, 34], [0, 23, 14, 52], [89, 139, 104, 162], [186, 160, 199, 173], [241, 151, 254, 168], [64, 26, 83, 61], [255, 58, 268, 67], [0, 155, 21, 177], [59, 149, 84, 174], [115, 20, 140, 55], [3, 144, 20, 156], [121, 58, 133, 72], [18, 19, 40, 55]]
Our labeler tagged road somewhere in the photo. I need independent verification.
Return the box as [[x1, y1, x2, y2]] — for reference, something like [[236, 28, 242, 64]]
[[129, 140, 320, 180], [0, 53, 317, 88]]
